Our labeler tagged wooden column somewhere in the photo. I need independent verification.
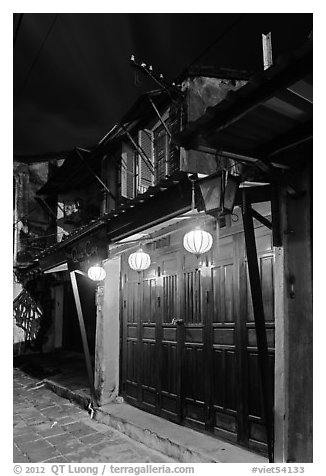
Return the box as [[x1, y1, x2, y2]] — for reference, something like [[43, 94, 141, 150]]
[[94, 257, 121, 405], [241, 190, 274, 462]]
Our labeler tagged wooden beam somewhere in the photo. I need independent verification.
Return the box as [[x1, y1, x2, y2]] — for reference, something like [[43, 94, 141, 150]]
[[178, 44, 312, 148], [120, 124, 154, 174], [75, 149, 115, 200], [148, 96, 171, 139], [70, 271, 98, 405], [250, 208, 272, 229], [271, 183, 282, 247], [258, 121, 312, 158], [241, 190, 274, 462]]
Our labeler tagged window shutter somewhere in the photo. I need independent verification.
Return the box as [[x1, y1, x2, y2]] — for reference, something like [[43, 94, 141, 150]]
[[167, 115, 180, 176], [138, 130, 154, 193], [121, 151, 135, 199], [154, 126, 168, 184]]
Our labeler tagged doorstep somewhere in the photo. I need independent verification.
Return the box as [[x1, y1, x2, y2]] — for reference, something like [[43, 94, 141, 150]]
[[94, 402, 267, 464], [42, 376, 267, 463]]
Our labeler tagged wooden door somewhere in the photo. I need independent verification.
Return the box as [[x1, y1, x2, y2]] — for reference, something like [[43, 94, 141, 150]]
[[121, 273, 140, 403], [159, 253, 181, 422], [209, 234, 239, 442], [181, 252, 209, 431], [121, 223, 275, 455]]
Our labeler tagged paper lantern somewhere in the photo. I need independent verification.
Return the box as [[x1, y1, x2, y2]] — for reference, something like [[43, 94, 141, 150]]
[[183, 229, 213, 257], [87, 264, 106, 282], [128, 249, 151, 272]]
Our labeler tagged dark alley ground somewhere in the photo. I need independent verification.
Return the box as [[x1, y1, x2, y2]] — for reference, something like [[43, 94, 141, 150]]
[[13, 368, 176, 463]]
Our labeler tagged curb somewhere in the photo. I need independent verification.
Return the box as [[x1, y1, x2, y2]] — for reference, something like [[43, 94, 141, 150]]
[[42, 379, 217, 462], [94, 407, 218, 463], [43, 379, 92, 411]]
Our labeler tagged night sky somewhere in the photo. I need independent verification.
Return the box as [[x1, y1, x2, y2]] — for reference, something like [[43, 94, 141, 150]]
[[13, 13, 312, 157]]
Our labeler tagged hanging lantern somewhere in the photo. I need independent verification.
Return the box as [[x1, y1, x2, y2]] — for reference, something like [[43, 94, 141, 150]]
[[87, 264, 106, 282], [183, 228, 213, 257], [128, 248, 151, 272], [197, 171, 240, 217]]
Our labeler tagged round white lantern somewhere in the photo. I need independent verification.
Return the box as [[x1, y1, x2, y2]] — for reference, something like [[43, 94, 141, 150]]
[[183, 229, 213, 257], [87, 264, 106, 281], [128, 249, 151, 272]]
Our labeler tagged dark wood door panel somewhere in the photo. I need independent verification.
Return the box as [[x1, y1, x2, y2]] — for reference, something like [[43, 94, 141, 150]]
[[211, 263, 235, 323], [212, 348, 238, 411], [183, 344, 206, 430], [160, 339, 179, 421], [121, 226, 275, 455], [140, 338, 157, 410], [125, 338, 139, 401]]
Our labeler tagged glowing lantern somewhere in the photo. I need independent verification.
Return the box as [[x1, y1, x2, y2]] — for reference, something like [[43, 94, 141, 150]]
[[128, 248, 151, 272], [87, 264, 106, 282], [183, 228, 213, 257]]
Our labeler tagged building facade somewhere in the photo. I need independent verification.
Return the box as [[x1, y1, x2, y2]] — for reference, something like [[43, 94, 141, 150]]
[[14, 39, 312, 463]]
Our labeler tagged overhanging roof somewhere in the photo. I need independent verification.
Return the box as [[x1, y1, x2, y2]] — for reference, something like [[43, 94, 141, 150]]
[[37, 90, 172, 196], [37, 147, 94, 195], [174, 37, 312, 165]]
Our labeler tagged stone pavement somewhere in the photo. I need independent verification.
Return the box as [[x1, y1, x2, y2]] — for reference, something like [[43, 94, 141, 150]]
[[13, 368, 176, 463]]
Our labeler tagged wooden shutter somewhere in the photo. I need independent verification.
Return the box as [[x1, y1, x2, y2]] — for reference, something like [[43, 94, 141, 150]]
[[121, 151, 135, 199], [154, 126, 168, 184], [167, 115, 180, 176], [138, 130, 154, 193]]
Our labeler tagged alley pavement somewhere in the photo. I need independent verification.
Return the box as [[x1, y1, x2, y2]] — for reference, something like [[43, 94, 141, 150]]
[[13, 368, 176, 463]]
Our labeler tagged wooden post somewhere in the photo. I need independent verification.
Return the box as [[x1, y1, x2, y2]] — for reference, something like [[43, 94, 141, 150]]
[[70, 271, 98, 405], [271, 183, 282, 247], [241, 190, 274, 462], [262, 32, 273, 70]]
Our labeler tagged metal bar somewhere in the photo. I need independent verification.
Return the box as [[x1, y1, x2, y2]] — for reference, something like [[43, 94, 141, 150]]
[[70, 271, 98, 405], [130, 60, 181, 104], [241, 190, 274, 462], [148, 97, 172, 139], [250, 208, 272, 229], [75, 149, 115, 200]]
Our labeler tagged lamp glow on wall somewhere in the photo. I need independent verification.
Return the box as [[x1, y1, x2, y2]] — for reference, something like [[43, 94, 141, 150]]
[[87, 264, 106, 282], [128, 247, 151, 272]]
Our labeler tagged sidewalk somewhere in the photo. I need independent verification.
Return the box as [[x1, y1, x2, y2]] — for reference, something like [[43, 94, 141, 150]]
[[14, 352, 268, 463], [13, 368, 175, 463]]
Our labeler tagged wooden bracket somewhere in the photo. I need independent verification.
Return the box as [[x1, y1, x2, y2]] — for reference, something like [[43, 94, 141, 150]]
[[242, 190, 274, 462], [70, 271, 98, 406], [250, 208, 272, 230]]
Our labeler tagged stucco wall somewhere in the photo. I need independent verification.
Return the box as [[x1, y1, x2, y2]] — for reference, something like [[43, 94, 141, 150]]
[[94, 256, 121, 405]]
